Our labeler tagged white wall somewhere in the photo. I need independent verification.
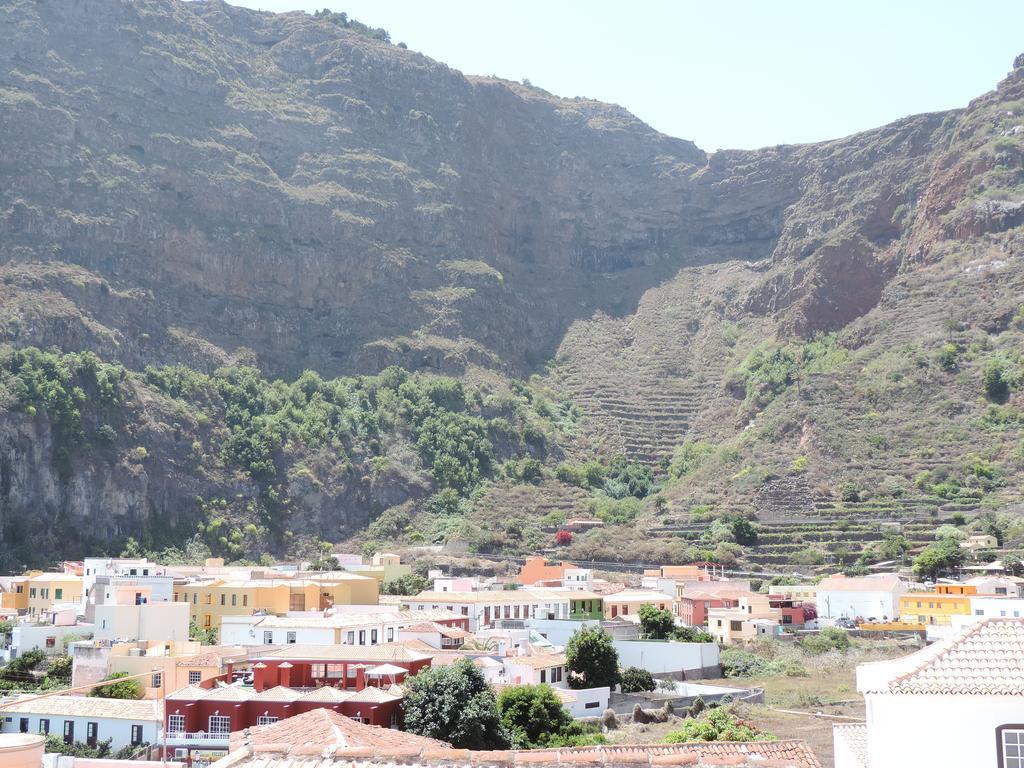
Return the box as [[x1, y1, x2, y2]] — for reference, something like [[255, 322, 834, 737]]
[[93, 603, 188, 643], [864, 692, 1023, 768], [566, 686, 609, 718], [613, 640, 719, 675], [0, 714, 158, 750], [11, 624, 93, 656], [818, 589, 902, 620]]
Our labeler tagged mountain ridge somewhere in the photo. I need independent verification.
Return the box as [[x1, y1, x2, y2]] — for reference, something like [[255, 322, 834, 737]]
[[1, 0, 1023, 570]]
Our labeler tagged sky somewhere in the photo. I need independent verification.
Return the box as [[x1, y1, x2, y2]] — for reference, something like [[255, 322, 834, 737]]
[[230, 0, 1024, 151]]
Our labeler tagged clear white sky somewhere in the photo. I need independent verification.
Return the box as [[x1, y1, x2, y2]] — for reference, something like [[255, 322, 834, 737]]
[[230, 0, 1024, 151]]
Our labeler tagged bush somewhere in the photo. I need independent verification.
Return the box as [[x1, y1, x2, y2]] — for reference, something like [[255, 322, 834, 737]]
[[619, 667, 656, 693], [720, 647, 807, 678], [638, 604, 675, 640], [554, 530, 573, 547], [983, 360, 1011, 402], [799, 627, 851, 654], [664, 707, 774, 743]]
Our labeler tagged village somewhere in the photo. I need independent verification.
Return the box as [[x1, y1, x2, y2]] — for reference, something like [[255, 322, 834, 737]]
[[0, 549, 1021, 768]]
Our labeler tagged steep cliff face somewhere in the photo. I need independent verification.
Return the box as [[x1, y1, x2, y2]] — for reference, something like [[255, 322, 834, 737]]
[[1, 0, 1022, 566]]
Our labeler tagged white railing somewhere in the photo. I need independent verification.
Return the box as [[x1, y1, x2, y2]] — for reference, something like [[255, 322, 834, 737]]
[[164, 731, 230, 746]]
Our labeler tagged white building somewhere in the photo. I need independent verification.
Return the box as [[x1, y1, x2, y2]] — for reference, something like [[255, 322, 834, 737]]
[[834, 617, 1024, 768], [816, 574, 907, 621], [93, 600, 189, 644], [219, 608, 468, 647], [401, 589, 603, 632], [9, 614, 94, 659], [0, 696, 160, 751]]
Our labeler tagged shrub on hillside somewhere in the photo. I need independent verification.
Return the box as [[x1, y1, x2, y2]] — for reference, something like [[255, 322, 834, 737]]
[[664, 707, 774, 743], [799, 627, 851, 654], [619, 667, 656, 693]]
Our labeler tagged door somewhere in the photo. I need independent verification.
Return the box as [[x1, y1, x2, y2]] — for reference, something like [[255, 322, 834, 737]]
[[63, 720, 74, 744], [87, 722, 98, 747]]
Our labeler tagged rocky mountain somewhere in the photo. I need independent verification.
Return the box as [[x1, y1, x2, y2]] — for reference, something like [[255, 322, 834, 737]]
[[1, 0, 1022, 569]]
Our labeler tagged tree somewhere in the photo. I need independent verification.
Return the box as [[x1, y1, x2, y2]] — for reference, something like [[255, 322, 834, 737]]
[[983, 360, 1010, 402], [89, 672, 141, 700], [554, 530, 573, 547], [496, 684, 573, 748], [403, 658, 509, 749], [913, 538, 965, 581], [619, 667, 655, 693], [565, 626, 620, 689], [189, 618, 218, 645], [671, 626, 715, 643], [1003, 554, 1024, 577], [381, 573, 429, 596], [638, 604, 675, 640], [934, 525, 965, 542]]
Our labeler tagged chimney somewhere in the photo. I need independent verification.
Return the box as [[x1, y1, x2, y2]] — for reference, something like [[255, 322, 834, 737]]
[[252, 662, 267, 692], [355, 664, 366, 692], [278, 662, 293, 688]]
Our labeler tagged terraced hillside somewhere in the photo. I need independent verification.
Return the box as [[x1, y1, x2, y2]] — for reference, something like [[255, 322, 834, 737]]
[[0, 0, 1023, 569]]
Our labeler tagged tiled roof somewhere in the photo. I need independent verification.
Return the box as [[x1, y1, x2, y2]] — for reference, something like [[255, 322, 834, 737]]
[[253, 644, 432, 663], [0, 695, 160, 722], [884, 617, 1024, 695], [228, 707, 450, 754], [254, 686, 302, 703], [832, 723, 869, 768], [503, 653, 566, 670], [405, 588, 602, 604], [817, 574, 903, 592], [177, 651, 226, 667], [214, 740, 821, 768], [402, 621, 471, 638], [241, 609, 466, 629]]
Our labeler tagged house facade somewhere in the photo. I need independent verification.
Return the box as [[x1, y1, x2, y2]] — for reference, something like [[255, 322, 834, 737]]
[[816, 574, 906, 621], [401, 589, 603, 631], [835, 617, 1024, 768], [0, 696, 160, 751]]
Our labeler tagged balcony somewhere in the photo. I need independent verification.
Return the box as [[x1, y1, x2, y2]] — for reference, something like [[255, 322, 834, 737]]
[[163, 731, 230, 748]]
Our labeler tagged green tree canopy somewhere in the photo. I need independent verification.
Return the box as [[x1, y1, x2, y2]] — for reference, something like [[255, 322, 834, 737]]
[[912, 538, 965, 581], [665, 707, 774, 743], [496, 683, 573, 749], [89, 672, 141, 700], [382, 572, 429, 596], [638, 604, 675, 640], [619, 667, 656, 693], [565, 626, 620, 690], [403, 658, 509, 749]]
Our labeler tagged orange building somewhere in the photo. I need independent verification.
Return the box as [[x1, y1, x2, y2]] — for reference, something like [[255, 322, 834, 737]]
[[516, 557, 575, 586]]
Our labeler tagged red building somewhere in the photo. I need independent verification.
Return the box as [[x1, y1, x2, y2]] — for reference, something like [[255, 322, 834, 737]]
[[676, 590, 729, 626], [768, 595, 814, 626], [249, 643, 433, 691]]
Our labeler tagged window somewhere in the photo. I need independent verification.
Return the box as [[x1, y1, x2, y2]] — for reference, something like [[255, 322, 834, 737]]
[[220, 594, 226, 606], [264, 630, 273, 645], [390, 711, 400, 729], [193, 593, 197, 604], [208, 716, 231, 736], [286, 631, 297, 644], [174, 593, 179, 602], [130, 568, 137, 576], [387, 627, 394, 642], [976, 609, 985, 615], [15, 585, 22, 594], [131, 724, 144, 745], [63, 720, 74, 744], [168, 714, 185, 734], [371, 629, 378, 645], [39, 719, 50, 735], [46, 637, 56, 648], [204, 614, 211, 628], [188, 670, 202, 685], [999, 727, 1024, 768], [256, 716, 279, 725], [29, 588, 36, 598], [552, 666, 563, 683], [231, 594, 237, 607], [346, 631, 355, 645], [730, 620, 743, 631], [243, 595, 248, 607], [585, 701, 601, 709], [540, 669, 546, 683], [55, 588, 63, 600], [359, 630, 366, 645], [152, 673, 162, 688], [19, 718, 28, 733], [87, 721, 98, 747]]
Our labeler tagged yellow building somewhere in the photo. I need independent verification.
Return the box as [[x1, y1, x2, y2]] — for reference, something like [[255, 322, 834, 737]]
[[1, 575, 34, 612], [24, 573, 83, 615], [175, 573, 379, 633], [899, 584, 977, 626]]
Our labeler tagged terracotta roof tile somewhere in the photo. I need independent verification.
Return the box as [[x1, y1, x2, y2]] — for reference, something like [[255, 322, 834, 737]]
[[880, 617, 1024, 695], [0, 695, 160, 722], [230, 707, 451, 753]]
